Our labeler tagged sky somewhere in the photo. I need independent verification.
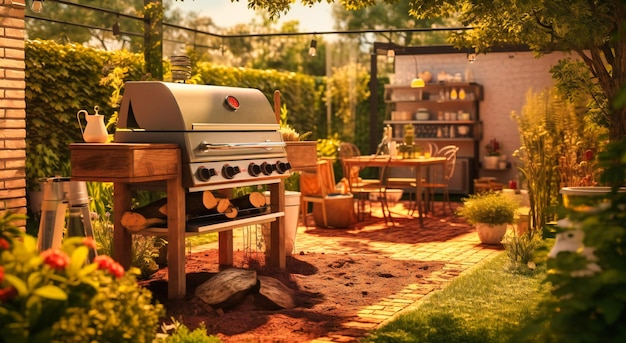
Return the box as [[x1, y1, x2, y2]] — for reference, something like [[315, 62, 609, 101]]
[[169, 0, 335, 33]]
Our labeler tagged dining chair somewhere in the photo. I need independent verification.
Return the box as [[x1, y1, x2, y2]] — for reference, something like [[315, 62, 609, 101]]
[[299, 160, 341, 228], [387, 142, 440, 215], [349, 156, 394, 225], [418, 145, 459, 215], [337, 142, 379, 188]]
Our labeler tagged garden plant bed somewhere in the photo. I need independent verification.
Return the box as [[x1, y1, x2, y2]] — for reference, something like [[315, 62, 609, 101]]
[[142, 248, 446, 342]]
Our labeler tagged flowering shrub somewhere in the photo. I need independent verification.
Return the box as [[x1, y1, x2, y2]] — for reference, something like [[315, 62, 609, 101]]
[[529, 139, 626, 342], [0, 211, 164, 342]]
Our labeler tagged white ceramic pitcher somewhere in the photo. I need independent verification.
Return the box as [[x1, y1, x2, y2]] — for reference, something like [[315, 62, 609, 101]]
[[77, 105, 108, 143]]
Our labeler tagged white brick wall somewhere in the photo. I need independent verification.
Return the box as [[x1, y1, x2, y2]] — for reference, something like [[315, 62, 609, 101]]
[[395, 50, 574, 183]]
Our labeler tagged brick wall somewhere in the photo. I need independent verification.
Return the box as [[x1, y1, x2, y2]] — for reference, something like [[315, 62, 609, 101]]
[[395, 50, 573, 183], [0, 0, 27, 220]]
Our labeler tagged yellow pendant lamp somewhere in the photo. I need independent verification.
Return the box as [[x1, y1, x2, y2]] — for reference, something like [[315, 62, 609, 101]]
[[411, 55, 425, 88]]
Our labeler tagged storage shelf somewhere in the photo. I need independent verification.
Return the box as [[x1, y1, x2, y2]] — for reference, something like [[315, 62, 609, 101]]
[[140, 211, 285, 236], [384, 81, 483, 193]]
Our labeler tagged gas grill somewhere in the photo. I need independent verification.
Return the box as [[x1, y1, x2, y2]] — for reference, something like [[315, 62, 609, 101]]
[[114, 81, 292, 191]]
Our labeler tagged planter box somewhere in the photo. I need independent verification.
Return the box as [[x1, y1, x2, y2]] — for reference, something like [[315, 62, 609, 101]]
[[285, 141, 317, 171]]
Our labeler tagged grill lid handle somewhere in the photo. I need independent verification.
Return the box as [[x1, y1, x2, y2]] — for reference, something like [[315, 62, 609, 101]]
[[198, 141, 286, 152]]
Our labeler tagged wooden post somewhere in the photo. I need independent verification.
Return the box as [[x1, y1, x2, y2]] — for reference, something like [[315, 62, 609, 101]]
[[267, 181, 286, 268]]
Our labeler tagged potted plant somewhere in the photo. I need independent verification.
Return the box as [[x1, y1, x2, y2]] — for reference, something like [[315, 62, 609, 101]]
[[483, 137, 501, 169], [279, 105, 315, 171], [457, 192, 519, 244]]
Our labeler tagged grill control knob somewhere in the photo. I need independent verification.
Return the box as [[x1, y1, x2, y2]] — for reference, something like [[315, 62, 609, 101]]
[[260, 162, 274, 175], [222, 165, 241, 179], [275, 161, 292, 174], [248, 163, 262, 177], [197, 166, 217, 182]]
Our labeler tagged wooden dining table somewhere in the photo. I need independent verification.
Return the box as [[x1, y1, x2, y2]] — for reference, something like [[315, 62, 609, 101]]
[[342, 155, 447, 226]]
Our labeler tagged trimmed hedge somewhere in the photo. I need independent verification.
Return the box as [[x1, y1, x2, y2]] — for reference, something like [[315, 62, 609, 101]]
[[24, 40, 382, 194]]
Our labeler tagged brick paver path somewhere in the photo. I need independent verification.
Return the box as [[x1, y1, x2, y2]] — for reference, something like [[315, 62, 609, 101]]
[[295, 202, 504, 342], [195, 201, 505, 342]]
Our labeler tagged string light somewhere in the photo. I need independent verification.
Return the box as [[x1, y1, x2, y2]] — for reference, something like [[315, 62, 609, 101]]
[[308, 38, 317, 57], [31, 0, 44, 13]]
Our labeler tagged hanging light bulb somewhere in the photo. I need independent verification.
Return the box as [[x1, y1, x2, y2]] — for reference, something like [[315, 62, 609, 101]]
[[308, 39, 317, 57], [31, 0, 44, 13], [410, 55, 425, 88], [112, 16, 120, 36]]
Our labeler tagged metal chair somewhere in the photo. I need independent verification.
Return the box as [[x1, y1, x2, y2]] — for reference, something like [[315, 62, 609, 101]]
[[387, 142, 439, 215], [337, 142, 379, 188], [418, 145, 459, 215], [349, 156, 394, 225]]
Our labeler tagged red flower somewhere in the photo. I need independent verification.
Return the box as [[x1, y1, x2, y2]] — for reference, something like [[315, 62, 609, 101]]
[[0, 265, 4, 283], [584, 149, 594, 161], [82, 236, 96, 250], [0, 238, 9, 250], [41, 249, 71, 271], [108, 263, 125, 279], [94, 255, 124, 278], [0, 286, 17, 302]]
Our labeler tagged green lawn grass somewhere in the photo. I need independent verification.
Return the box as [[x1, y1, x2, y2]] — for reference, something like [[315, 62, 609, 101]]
[[363, 252, 551, 343]]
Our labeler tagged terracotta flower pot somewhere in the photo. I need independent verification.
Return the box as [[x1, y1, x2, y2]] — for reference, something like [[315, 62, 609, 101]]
[[475, 223, 508, 244]]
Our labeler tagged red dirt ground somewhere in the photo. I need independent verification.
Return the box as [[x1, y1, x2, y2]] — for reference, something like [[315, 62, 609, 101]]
[[142, 249, 446, 342], [140, 203, 483, 343]]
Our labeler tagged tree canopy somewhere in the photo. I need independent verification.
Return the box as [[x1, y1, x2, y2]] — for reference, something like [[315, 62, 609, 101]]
[[242, 0, 626, 141]]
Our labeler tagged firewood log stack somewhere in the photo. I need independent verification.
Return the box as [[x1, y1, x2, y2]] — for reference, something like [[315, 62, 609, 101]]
[[121, 191, 267, 232]]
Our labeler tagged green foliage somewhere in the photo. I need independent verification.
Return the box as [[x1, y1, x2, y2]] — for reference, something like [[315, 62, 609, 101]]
[[50, 267, 163, 343], [144, 0, 164, 80], [457, 192, 519, 226], [316, 134, 341, 159], [87, 184, 162, 279], [503, 231, 544, 271], [332, 0, 452, 46], [86, 182, 114, 220], [0, 216, 164, 343], [512, 87, 605, 235], [26, 0, 146, 52], [533, 139, 626, 343], [24, 40, 146, 191], [158, 318, 221, 343], [325, 62, 371, 143]]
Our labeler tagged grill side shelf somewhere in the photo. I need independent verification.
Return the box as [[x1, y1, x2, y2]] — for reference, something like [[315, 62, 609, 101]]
[[138, 211, 285, 236]]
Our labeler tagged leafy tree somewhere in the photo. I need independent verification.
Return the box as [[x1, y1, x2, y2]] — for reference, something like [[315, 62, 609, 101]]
[[245, 0, 626, 142], [26, 0, 146, 51], [331, 1, 452, 47]]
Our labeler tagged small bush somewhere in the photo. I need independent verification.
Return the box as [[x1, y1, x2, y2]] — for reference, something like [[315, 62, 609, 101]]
[[158, 318, 221, 343], [0, 211, 165, 342], [503, 231, 542, 271]]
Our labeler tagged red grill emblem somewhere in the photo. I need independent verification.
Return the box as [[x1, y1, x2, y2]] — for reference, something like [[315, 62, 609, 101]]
[[224, 95, 240, 111]]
